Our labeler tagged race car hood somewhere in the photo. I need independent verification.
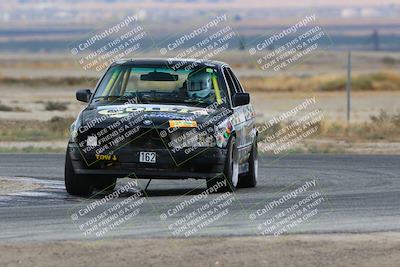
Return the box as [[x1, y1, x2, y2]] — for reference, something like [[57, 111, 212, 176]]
[[79, 103, 230, 129]]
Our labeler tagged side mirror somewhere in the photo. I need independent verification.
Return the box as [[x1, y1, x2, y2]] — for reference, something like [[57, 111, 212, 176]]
[[76, 89, 92, 103], [232, 93, 250, 106]]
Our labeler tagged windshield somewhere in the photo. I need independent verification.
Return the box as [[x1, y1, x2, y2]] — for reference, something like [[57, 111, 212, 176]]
[[93, 65, 226, 106]]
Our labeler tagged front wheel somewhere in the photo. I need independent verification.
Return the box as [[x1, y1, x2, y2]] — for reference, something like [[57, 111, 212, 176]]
[[65, 152, 93, 196], [237, 138, 258, 188], [207, 136, 239, 192]]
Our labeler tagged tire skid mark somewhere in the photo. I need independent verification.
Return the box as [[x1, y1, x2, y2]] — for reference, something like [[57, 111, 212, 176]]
[[0, 177, 77, 207], [0, 177, 143, 207]]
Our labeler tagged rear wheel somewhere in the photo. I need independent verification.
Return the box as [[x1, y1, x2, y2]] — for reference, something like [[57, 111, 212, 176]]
[[207, 136, 239, 192], [65, 152, 93, 196], [238, 138, 258, 188]]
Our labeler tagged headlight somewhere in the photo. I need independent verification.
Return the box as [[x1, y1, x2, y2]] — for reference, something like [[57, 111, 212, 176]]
[[69, 122, 78, 143], [168, 129, 216, 148], [86, 135, 98, 147]]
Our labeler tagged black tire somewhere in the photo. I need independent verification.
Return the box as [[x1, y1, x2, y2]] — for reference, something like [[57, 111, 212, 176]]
[[207, 136, 239, 193], [238, 138, 258, 188], [93, 176, 117, 192], [65, 152, 93, 196]]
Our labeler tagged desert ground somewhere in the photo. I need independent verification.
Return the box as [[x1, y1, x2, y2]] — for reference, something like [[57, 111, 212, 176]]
[[0, 233, 399, 267]]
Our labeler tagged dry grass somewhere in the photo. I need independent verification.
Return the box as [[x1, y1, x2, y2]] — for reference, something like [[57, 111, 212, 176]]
[[319, 110, 400, 141], [258, 110, 400, 143], [0, 76, 96, 87], [0, 101, 28, 112], [241, 72, 400, 92], [0, 70, 399, 94], [0, 102, 13, 112], [319, 72, 400, 92], [44, 101, 69, 111], [0, 116, 74, 141]]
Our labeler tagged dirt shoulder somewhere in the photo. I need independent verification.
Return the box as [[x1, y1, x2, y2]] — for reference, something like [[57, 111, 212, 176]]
[[0, 233, 399, 267], [0, 177, 42, 195]]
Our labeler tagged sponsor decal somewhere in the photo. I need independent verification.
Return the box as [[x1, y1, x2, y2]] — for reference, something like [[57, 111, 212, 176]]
[[98, 105, 210, 118], [95, 154, 118, 161], [169, 120, 198, 128]]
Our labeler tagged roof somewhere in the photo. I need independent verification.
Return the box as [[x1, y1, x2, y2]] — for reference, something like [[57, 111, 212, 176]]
[[111, 58, 229, 69]]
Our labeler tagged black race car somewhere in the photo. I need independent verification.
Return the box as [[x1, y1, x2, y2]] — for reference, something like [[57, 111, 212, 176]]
[[65, 58, 258, 195]]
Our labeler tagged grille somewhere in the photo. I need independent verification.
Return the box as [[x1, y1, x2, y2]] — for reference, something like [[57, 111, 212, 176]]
[[77, 127, 168, 150], [128, 128, 166, 148]]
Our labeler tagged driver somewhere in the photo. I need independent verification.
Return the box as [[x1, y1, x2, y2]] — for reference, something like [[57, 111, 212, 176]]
[[186, 71, 213, 99]]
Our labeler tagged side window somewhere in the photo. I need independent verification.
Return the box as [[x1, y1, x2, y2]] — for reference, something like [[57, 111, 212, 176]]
[[228, 68, 244, 93], [223, 67, 238, 96]]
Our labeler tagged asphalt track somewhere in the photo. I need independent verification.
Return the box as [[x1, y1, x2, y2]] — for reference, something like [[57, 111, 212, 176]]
[[0, 153, 399, 242]]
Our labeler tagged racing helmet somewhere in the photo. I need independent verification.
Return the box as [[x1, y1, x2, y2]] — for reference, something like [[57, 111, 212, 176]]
[[186, 71, 212, 98]]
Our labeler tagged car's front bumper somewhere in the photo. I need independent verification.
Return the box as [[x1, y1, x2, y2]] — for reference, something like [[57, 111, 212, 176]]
[[67, 142, 227, 179]]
